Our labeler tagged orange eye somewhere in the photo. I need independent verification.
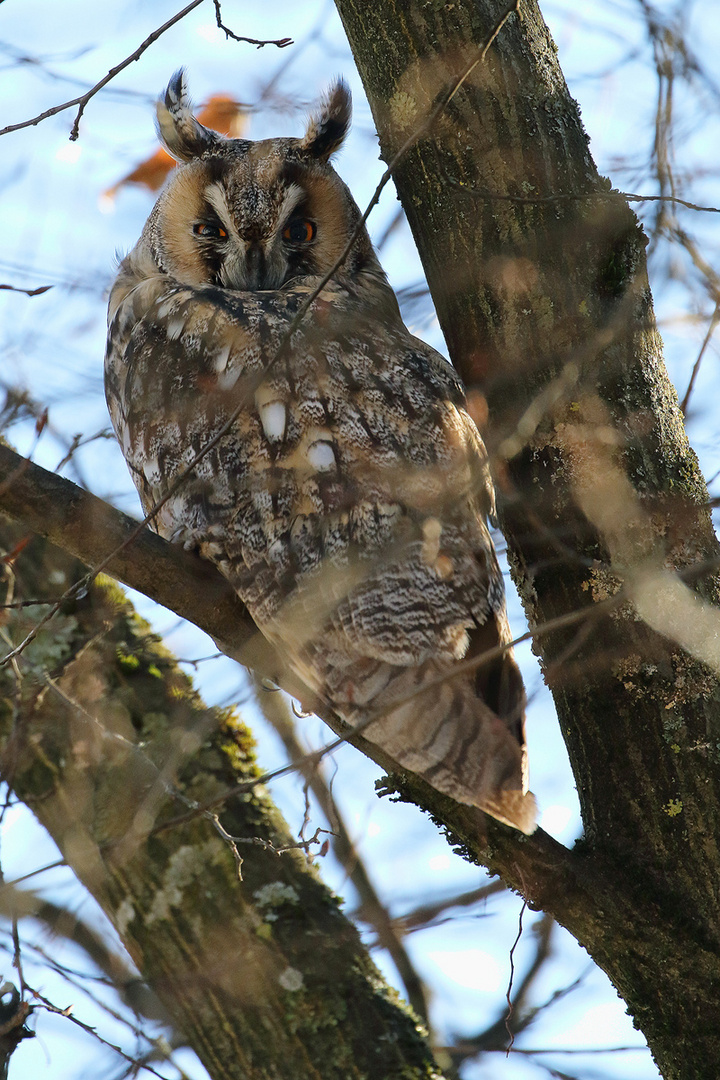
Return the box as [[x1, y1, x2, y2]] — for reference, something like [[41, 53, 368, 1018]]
[[282, 218, 316, 244], [193, 223, 228, 239]]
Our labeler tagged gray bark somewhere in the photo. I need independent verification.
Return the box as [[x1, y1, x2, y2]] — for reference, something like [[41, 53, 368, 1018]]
[[331, 2, 720, 1077], [1, 1, 719, 1076], [0, 517, 443, 1080]]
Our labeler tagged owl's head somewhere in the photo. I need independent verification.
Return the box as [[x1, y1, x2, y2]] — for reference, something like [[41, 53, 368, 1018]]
[[140, 70, 388, 296]]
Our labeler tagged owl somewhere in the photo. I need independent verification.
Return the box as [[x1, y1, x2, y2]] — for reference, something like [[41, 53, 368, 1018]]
[[105, 71, 537, 834]]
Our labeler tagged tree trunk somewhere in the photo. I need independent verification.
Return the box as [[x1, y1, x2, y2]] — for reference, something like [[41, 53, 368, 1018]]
[[2, 2, 720, 1076], [332, 1, 720, 1077], [0, 520, 443, 1080]]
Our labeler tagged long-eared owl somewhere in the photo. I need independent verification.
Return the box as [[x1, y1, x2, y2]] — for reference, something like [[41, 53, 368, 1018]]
[[105, 71, 537, 833]]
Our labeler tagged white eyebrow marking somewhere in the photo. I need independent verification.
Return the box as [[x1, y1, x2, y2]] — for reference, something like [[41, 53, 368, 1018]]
[[277, 183, 306, 228], [205, 183, 239, 237]]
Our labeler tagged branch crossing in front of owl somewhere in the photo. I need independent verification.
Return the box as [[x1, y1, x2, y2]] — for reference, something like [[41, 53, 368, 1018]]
[[104, 70, 537, 835]]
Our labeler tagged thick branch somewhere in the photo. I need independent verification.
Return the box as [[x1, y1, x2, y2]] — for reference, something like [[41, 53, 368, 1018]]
[[0, 519, 443, 1080], [1, 443, 696, 1032], [333, 1, 720, 1077], [0, 446, 574, 907], [0, 443, 277, 673]]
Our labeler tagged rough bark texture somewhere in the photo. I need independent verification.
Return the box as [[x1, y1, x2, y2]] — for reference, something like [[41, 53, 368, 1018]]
[[0, 519, 444, 1080], [332, 1, 720, 1077], [0, 443, 270, 669], [1, 2, 720, 1077]]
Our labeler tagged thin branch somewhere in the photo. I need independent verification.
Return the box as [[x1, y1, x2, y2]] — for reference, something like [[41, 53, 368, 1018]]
[[252, 677, 432, 1028], [452, 914, 558, 1064], [391, 880, 506, 933], [0, 284, 52, 297], [448, 175, 720, 214], [212, 0, 292, 48], [0, 0, 205, 140], [0, 860, 66, 890], [504, 901, 526, 1053], [509, 1045, 648, 1054], [28, 985, 171, 1080], [680, 300, 720, 415], [209, 813, 331, 881]]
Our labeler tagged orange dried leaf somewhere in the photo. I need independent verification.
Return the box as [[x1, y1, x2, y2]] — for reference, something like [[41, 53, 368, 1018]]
[[103, 95, 248, 201]]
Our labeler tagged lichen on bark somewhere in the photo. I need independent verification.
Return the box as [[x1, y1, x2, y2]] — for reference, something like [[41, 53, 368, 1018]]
[[333, 2, 720, 1077], [0, 522, 445, 1080]]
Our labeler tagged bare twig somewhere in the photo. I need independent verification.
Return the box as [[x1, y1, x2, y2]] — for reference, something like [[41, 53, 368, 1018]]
[[212, 0, 292, 48], [509, 1045, 648, 1054], [392, 880, 506, 934], [0, 284, 52, 297], [252, 678, 431, 1028], [28, 984, 170, 1079], [0, 0, 205, 140], [447, 175, 720, 214], [680, 300, 720, 415], [210, 813, 331, 880], [615, 191, 720, 213], [9, 921, 24, 999], [0, 860, 66, 890], [504, 901, 527, 1054]]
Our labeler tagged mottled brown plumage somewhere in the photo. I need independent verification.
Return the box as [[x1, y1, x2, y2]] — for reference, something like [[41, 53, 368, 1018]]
[[105, 71, 537, 833]]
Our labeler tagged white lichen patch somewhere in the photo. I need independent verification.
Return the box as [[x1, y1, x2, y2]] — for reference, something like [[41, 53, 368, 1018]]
[[388, 90, 418, 133], [146, 840, 221, 924], [582, 563, 624, 606], [278, 966, 304, 992], [20, 611, 78, 680], [114, 897, 136, 936], [253, 881, 300, 914]]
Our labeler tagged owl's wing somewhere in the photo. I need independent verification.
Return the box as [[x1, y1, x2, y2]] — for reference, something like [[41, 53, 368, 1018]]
[[105, 275, 535, 832]]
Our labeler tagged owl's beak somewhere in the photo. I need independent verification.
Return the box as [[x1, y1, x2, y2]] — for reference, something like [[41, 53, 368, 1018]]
[[221, 239, 284, 291], [243, 242, 266, 289]]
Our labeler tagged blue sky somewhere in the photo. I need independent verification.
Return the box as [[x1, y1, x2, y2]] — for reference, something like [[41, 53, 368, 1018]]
[[1, 1, 718, 1076]]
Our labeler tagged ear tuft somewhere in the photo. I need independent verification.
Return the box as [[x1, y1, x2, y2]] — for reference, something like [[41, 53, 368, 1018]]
[[300, 79, 351, 161], [156, 69, 221, 162]]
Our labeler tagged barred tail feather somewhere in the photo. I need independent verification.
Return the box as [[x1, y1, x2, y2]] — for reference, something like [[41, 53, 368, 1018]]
[[322, 648, 537, 834]]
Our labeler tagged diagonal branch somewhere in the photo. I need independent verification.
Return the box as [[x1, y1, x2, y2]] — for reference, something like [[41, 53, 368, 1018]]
[[0, 516, 446, 1080], [8, 426, 713, 1061], [0, 0, 286, 141], [0, 449, 581, 918], [0, 443, 273, 669]]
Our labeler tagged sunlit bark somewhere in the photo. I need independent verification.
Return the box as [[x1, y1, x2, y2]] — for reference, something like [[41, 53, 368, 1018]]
[[333, 2, 720, 1077], [0, 520, 443, 1080]]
